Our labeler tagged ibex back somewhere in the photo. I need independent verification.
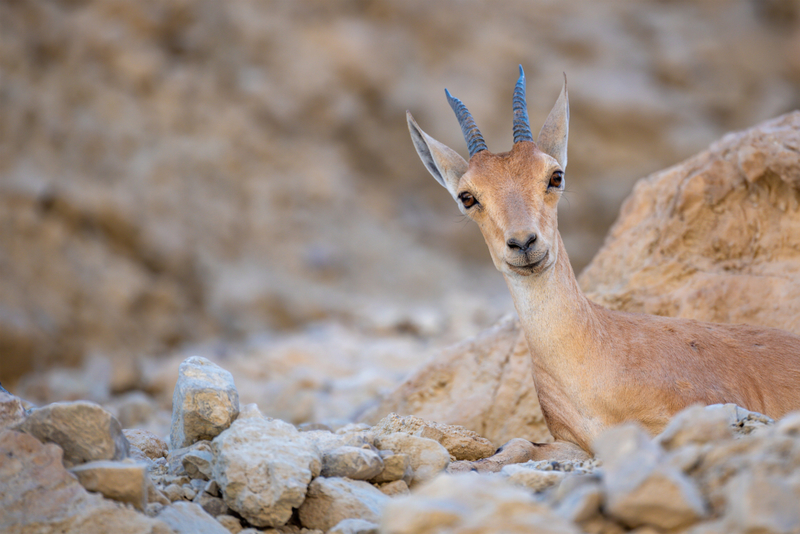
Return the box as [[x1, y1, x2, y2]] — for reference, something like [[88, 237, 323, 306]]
[[407, 66, 800, 461]]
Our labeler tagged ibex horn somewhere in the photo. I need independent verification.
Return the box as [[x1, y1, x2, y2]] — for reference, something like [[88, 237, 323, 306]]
[[513, 65, 533, 144], [445, 88, 488, 158]]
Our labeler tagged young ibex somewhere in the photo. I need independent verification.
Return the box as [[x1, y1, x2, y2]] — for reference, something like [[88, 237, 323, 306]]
[[408, 66, 800, 466]]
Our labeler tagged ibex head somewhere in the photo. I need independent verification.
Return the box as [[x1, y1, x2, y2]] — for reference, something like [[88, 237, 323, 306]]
[[408, 66, 569, 278]]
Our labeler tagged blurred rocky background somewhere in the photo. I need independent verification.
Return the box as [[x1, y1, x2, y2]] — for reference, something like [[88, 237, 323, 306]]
[[2, 0, 800, 426]]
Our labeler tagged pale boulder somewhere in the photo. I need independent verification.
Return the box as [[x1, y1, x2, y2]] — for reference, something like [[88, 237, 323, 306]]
[[15, 400, 129, 467], [298, 477, 389, 531], [321, 446, 384, 480], [375, 432, 449, 486], [380, 472, 579, 534], [123, 428, 169, 460], [69, 460, 148, 510], [170, 356, 239, 449], [211, 416, 321, 527], [0, 392, 26, 430], [722, 471, 800, 534], [373, 413, 495, 461], [330, 518, 379, 534], [156, 502, 230, 534], [595, 424, 707, 530]]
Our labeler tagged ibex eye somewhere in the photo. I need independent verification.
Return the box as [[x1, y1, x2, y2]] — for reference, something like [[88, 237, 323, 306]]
[[549, 171, 564, 189], [458, 192, 478, 208]]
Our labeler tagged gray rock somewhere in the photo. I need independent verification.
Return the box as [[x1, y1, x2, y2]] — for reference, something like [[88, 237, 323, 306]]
[[595, 423, 707, 530], [501, 462, 567, 492], [329, 518, 379, 534], [297, 477, 389, 531], [321, 446, 384, 480], [0, 429, 168, 533], [194, 492, 228, 517], [183, 449, 214, 480], [69, 460, 148, 511], [212, 416, 321, 527], [723, 471, 800, 534], [170, 356, 239, 449], [168, 440, 213, 476], [163, 483, 184, 502], [375, 432, 449, 486], [555, 480, 603, 523], [370, 452, 411, 484], [15, 400, 129, 467], [157, 502, 230, 534]]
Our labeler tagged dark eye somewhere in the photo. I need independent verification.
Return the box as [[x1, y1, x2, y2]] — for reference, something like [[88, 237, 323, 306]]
[[549, 170, 564, 189], [458, 192, 478, 208]]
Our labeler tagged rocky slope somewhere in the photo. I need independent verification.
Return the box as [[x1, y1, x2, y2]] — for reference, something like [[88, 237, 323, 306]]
[[3, 0, 800, 387], [3, 355, 799, 534]]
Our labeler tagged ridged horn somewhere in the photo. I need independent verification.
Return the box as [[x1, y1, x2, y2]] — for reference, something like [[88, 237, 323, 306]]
[[513, 65, 533, 144], [445, 88, 488, 158]]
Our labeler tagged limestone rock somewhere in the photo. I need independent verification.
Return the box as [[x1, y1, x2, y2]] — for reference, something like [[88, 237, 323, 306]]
[[361, 318, 552, 447], [373, 413, 495, 461], [595, 424, 707, 530], [321, 446, 384, 480], [555, 481, 603, 523], [378, 480, 410, 497], [329, 518, 379, 534], [375, 432, 449, 486], [656, 404, 734, 450], [15, 400, 129, 467], [0, 392, 26, 430], [156, 502, 230, 534], [380, 472, 579, 534], [501, 462, 567, 492], [580, 112, 800, 337], [69, 460, 148, 511], [193, 492, 228, 517], [215, 514, 243, 534], [370, 452, 411, 484], [723, 471, 800, 534], [170, 356, 239, 449], [124, 428, 169, 460], [297, 477, 389, 531], [168, 440, 212, 476], [0, 429, 169, 534], [183, 450, 214, 480], [211, 416, 321, 527]]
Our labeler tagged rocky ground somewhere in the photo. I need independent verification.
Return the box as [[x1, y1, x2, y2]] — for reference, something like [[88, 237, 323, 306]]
[[3, 354, 799, 534]]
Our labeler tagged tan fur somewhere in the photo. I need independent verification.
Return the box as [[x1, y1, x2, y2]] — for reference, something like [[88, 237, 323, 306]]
[[408, 83, 800, 458]]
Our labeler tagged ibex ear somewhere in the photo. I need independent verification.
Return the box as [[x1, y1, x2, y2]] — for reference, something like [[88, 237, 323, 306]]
[[407, 111, 468, 199], [537, 73, 569, 170]]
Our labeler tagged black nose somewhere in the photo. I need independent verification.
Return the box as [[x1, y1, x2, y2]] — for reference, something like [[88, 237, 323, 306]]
[[507, 234, 537, 252]]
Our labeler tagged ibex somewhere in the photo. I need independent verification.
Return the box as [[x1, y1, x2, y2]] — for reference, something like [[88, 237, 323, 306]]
[[407, 66, 800, 467]]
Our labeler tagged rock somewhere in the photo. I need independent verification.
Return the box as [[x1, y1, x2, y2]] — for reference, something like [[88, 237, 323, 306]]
[[211, 416, 321, 527], [168, 440, 213, 476], [170, 356, 239, 449], [194, 492, 228, 517], [380, 472, 579, 534], [329, 518, 379, 534], [370, 452, 411, 484], [183, 450, 214, 480], [215, 514, 243, 534], [723, 471, 800, 534], [501, 462, 567, 492], [373, 413, 495, 461], [123, 428, 169, 460], [375, 432, 449, 486], [147, 477, 171, 505], [69, 460, 148, 511], [378, 479, 410, 497], [156, 502, 230, 534], [656, 404, 734, 450], [555, 480, 603, 523], [163, 484, 184, 502], [15, 400, 129, 467], [0, 429, 169, 533], [297, 477, 389, 532], [595, 424, 707, 530], [0, 392, 26, 430], [321, 446, 384, 480], [204, 479, 220, 496], [361, 318, 553, 447], [580, 112, 800, 338]]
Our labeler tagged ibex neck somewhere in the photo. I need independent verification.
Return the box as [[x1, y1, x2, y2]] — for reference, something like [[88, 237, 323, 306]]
[[503, 233, 600, 369]]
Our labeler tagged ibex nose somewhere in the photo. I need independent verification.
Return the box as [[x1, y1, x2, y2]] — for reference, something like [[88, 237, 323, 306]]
[[506, 233, 537, 252]]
